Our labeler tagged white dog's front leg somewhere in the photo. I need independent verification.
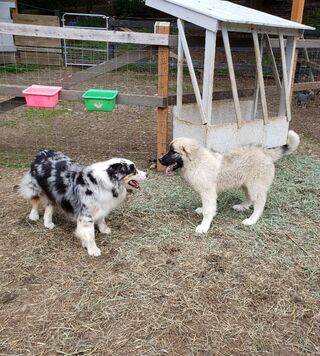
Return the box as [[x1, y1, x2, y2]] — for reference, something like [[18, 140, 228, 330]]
[[75, 216, 101, 257], [195, 190, 217, 234]]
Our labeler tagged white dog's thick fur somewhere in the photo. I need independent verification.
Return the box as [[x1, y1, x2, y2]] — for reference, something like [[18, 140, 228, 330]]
[[160, 131, 300, 233], [19, 150, 146, 256]]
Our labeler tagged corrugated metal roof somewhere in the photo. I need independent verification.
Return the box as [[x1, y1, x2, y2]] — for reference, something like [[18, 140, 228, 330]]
[[146, 0, 314, 30]]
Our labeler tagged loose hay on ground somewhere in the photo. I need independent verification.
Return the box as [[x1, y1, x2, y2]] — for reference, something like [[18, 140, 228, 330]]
[[0, 153, 319, 355]]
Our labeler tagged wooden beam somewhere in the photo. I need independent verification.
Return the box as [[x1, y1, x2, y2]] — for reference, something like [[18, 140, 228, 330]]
[[253, 31, 268, 124], [0, 22, 171, 46], [177, 19, 206, 124], [300, 58, 320, 71], [290, 0, 305, 98], [279, 35, 296, 121], [176, 20, 184, 120], [202, 29, 217, 126], [270, 38, 320, 49], [264, 35, 282, 92], [279, 34, 290, 120], [222, 26, 242, 128], [0, 85, 167, 108], [62, 47, 152, 89], [155, 22, 170, 172], [0, 97, 25, 113]]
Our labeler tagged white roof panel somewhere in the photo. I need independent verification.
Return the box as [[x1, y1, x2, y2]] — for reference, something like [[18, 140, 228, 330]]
[[146, 0, 314, 31]]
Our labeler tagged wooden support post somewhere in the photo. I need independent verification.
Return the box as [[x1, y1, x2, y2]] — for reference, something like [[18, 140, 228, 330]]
[[264, 35, 282, 92], [253, 31, 268, 124], [155, 21, 170, 172], [177, 19, 207, 124], [176, 20, 184, 119], [202, 29, 217, 126], [290, 0, 305, 98], [222, 25, 242, 128], [279, 35, 297, 121]]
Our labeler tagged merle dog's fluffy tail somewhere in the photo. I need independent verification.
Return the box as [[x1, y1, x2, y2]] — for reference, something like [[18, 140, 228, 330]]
[[19, 171, 42, 199], [267, 130, 300, 162]]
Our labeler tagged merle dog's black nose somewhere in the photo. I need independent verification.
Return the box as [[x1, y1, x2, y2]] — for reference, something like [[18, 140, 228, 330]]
[[158, 157, 163, 164]]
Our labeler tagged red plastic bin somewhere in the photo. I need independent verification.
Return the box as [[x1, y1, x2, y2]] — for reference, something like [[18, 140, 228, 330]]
[[22, 85, 62, 108]]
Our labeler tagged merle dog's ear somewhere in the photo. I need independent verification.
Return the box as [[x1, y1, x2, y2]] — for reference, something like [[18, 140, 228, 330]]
[[107, 163, 126, 179], [129, 164, 135, 173], [107, 162, 135, 180]]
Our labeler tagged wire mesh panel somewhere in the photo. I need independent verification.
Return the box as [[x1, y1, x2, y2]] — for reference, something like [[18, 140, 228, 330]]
[[0, 41, 161, 170], [62, 13, 110, 67]]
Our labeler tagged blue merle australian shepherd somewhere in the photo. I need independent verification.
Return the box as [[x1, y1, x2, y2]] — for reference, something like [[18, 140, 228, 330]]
[[19, 150, 146, 256]]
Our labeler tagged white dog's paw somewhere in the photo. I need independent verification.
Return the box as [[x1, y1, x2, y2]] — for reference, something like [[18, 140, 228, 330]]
[[44, 222, 55, 229], [29, 210, 39, 221], [195, 224, 209, 234], [233, 204, 250, 212], [99, 225, 111, 234], [242, 218, 256, 226], [195, 207, 203, 215], [87, 246, 101, 257]]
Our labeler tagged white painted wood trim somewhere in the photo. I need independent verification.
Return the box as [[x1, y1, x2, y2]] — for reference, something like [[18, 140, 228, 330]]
[[253, 31, 268, 124], [0, 21, 170, 45], [202, 30, 217, 125], [264, 35, 282, 92], [146, 0, 219, 32], [279, 34, 290, 121], [251, 35, 264, 121], [218, 23, 303, 37], [221, 26, 242, 128], [176, 19, 184, 119], [301, 36, 314, 81], [177, 19, 207, 124], [285, 36, 297, 91]]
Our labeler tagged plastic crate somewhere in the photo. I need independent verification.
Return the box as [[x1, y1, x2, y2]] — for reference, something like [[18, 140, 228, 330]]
[[82, 89, 119, 112], [22, 85, 62, 108]]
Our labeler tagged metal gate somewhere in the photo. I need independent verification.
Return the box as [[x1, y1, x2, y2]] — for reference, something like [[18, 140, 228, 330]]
[[62, 13, 109, 67]]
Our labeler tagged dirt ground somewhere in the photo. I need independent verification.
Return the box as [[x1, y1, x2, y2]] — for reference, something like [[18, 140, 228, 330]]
[[0, 66, 319, 355]]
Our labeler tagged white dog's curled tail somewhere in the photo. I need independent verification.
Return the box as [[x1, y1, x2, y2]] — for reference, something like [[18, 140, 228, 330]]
[[19, 171, 42, 199], [268, 130, 300, 162]]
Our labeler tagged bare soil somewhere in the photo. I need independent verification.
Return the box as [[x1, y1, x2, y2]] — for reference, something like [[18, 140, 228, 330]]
[[0, 66, 319, 355]]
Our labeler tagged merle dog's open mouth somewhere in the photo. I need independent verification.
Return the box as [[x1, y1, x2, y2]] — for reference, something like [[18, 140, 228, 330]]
[[128, 179, 140, 189], [165, 163, 178, 175]]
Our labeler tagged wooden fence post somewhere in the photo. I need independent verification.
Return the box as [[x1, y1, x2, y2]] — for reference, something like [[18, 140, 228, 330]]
[[155, 21, 170, 171], [290, 0, 305, 98]]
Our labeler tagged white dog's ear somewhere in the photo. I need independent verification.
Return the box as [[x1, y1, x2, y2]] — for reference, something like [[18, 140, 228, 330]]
[[182, 143, 199, 161]]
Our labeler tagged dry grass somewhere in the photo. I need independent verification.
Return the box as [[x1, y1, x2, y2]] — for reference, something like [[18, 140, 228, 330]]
[[0, 65, 319, 355], [0, 153, 319, 355]]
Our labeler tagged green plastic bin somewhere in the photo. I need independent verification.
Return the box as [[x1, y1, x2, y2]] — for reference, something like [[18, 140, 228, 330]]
[[82, 89, 119, 112]]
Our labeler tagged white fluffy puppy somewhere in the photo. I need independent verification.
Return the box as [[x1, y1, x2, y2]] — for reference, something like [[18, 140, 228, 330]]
[[159, 131, 300, 233]]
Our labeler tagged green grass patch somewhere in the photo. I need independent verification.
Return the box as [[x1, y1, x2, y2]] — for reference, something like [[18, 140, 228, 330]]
[[0, 120, 17, 128], [0, 152, 30, 169], [23, 107, 68, 121], [0, 64, 46, 74]]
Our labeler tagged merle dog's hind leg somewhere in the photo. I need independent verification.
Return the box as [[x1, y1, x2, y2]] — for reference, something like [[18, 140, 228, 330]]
[[29, 197, 40, 221]]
